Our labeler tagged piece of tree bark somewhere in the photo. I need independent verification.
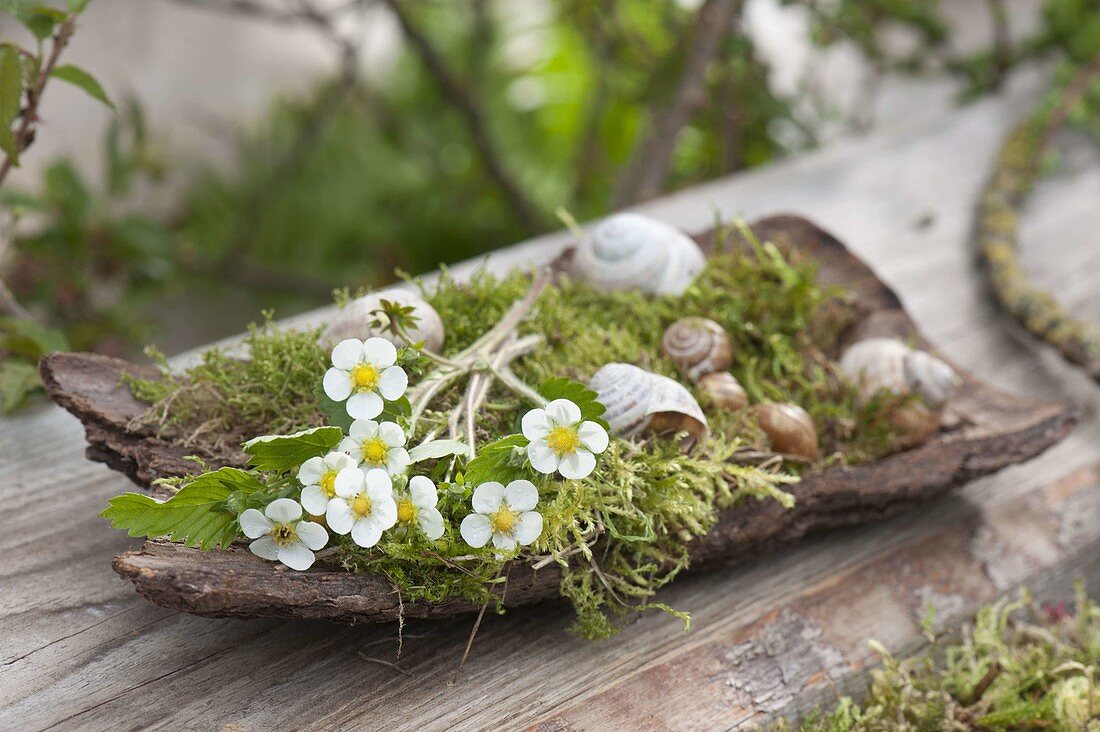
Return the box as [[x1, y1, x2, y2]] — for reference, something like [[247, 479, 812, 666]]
[[40, 215, 1075, 624]]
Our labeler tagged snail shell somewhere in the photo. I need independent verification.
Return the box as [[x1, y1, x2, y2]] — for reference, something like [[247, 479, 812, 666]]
[[888, 401, 941, 448], [573, 213, 706, 296], [322, 289, 445, 353], [588, 363, 708, 445], [661, 317, 734, 380], [698, 371, 748, 411], [751, 403, 818, 459], [839, 337, 957, 409]]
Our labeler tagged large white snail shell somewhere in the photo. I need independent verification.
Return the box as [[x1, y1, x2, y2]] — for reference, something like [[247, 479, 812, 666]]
[[839, 337, 957, 409], [573, 213, 706, 296], [588, 363, 708, 443], [661, 317, 733, 380], [321, 288, 445, 353]]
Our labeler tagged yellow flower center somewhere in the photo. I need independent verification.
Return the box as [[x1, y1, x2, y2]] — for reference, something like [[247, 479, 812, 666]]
[[489, 508, 517, 534], [319, 471, 337, 498], [351, 494, 372, 518], [361, 437, 389, 464], [397, 499, 416, 524], [351, 364, 381, 391], [270, 523, 297, 548], [546, 426, 581, 456]]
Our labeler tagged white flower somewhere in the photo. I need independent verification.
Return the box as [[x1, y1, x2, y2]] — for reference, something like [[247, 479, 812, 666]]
[[393, 475, 446, 540], [521, 399, 609, 480], [298, 451, 358, 515], [326, 466, 397, 548], [323, 337, 409, 420], [460, 479, 543, 551], [239, 498, 328, 571], [340, 419, 411, 475]]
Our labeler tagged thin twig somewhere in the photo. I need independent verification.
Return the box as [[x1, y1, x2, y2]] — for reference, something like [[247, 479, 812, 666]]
[[450, 600, 489, 685]]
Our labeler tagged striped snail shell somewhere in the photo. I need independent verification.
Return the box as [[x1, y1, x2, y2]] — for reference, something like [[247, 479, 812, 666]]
[[588, 363, 708, 446], [661, 317, 734, 380], [322, 288, 445, 353], [573, 213, 707, 296], [839, 337, 957, 409], [698, 372, 749, 411], [751, 403, 818, 460]]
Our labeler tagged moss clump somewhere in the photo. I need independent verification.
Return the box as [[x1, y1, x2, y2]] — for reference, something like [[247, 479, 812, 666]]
[[776, 584, 1100, 731]]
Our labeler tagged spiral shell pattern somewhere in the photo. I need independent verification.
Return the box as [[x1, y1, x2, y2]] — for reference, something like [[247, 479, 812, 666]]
[[661, 317, 734, 381], [572, 213, 706, 296], [588, 363, 708, 443], [839, 337, 957, 409], [751, 402, 818, 459]]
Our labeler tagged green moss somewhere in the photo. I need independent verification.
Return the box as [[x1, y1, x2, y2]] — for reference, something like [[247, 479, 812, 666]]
[[775, 584, 1100, 731], [125, 222, 907, 636]]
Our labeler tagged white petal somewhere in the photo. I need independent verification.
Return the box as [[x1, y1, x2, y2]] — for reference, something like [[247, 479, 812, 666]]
[[362, 337, 397, 367], [545, 398, 582, 427], [351, 517, 383, 548], [559, 450, 596, 480], [386, 448, 411, 476], [513, 511, 543, 546], [300, 485, 329, 515], [249, 536, 279, 561], [297, 456, 325, 485], [239, 509, 272, 539], [264, 498, 302, 524], [377, 366, 408, 401], [408, 475, 437, 508], [527, 442, 560, 475], [460, 514, 492, 548], [326, 498, 354, 534], [331, 338, 365, 370], [347, 391, 383, 420], [277, 542, 315, 571], [326, 452, 357, 472], [521, 408, 552, 440], [323, 368, 352, 402], [295, 520, 329, 550], [349, 419, 378, 440], [492, 532, 517, 552], [364, 468, 393, 499], [417, 507, 445, 540], [577, 421, 609, 454], [503, 479, 539, 512], [472, 482, 505, 513], [334, 466, 365, 497], [338, 436, 360, 458], [378, 421, 407, 447], [371, 494, 398, 529]]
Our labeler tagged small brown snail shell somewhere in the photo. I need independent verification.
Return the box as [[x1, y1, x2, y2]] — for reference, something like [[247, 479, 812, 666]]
[[698, 371, 748, 411], [661, 317, 734, 381], [588, 363, 708, 446], [322, 289, 445, 353], [888, 400, 941, 448], [752, 402, 818, 460]]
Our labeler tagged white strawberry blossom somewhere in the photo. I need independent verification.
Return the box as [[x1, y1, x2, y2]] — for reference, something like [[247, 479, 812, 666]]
[[521, 399, 608, 480], [460, 479, 543, 551], [323, 337, 408, 420], [393, 475, 446, 540], [239, 498, 328, 571], [298, 451, 358, 515], [340, 419, 410, 475], [326, 466, 397, 548]]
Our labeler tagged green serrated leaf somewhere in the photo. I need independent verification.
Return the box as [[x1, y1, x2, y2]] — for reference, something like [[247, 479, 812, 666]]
[[0, 358, 40, 413], [539, 377, 609, 430], [5, 4, 66, 40], [409, 438, 469, 463], [51, 64, 113, 109], [242, 425, 343, 472], [463, 434, 530, 486], [100, 467, 265, 549]]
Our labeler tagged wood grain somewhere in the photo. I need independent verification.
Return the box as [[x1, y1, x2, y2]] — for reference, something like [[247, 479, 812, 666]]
[[39, 215, 1074, 624]]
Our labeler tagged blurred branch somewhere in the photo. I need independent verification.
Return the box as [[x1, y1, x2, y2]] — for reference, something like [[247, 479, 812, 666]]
[[380, 0, 544, 233], [612, 0, 741, 206]]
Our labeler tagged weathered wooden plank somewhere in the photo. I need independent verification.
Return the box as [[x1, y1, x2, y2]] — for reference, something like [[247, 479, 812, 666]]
[[4, 73, 1100, 731]]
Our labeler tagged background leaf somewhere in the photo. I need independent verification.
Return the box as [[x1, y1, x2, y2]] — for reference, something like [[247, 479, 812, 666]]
[[409, 438, 469, 463], [241, 425, 343, 472], [0, 46, 22, 163], [51, 64, 113, 108], [0, 359, 40, 413], [100, 467, 265, 549]]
